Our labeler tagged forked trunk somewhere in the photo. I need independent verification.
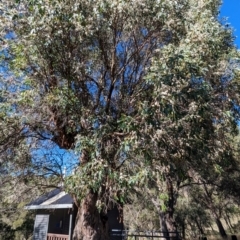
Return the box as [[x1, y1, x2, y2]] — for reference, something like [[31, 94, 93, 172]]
[[72, 190, 109, 240]]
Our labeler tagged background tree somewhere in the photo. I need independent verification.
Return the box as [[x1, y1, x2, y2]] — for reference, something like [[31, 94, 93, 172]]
[[130, 0, 240, 238]]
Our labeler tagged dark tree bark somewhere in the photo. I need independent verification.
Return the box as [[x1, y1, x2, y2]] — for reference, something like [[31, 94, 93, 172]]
[[181, 220, 185, 240], [165, 177, 178, 240], [224, 213, 234, 232], [159, 211, 170, 239], [153, 176, 179, 240], [201, 184, 227, 239], [160, 211, 178, 240], [195, 218, 205, 236], [73, 190, 109, 240], [215, 218, 227, 239]]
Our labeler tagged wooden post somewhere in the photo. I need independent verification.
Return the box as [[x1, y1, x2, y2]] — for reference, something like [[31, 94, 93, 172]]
[[68, 213, 73, 240], [232, 235, 238, 240]]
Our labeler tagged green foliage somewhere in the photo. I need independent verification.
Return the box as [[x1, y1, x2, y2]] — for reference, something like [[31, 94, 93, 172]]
[[0, 220, 15, 240]]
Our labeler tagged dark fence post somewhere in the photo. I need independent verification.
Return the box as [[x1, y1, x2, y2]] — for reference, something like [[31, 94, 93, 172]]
[[232, 235, 238, 240], [177, 231, 180, 240]]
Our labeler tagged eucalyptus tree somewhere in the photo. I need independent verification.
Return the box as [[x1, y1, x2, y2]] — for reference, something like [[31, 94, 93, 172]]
[[1, 0, 181, 238], [131, 0, 240, 238], [0, 0, 240, 240]]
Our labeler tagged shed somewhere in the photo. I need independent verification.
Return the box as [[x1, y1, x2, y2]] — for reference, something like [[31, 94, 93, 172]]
[[25, 188, 124, 240]]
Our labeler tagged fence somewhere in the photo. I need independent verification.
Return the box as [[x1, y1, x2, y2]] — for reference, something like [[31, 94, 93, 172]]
[[47, 233, 69, 240], [110, 230, 180, 240], [199, 236, 238, 240], [110, 231, 239, 240]]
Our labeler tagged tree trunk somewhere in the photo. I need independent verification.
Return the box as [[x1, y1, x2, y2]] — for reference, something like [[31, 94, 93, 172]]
[[72, 190, 109, 240], [225, 213, 234, 231], [181, 220, 185, 240], [152, 176, 179, 240], [202, 184, 227, 239], [215, 218, 227, 239], [159, 211, 170, 239], [160, 177, 178, 240], [195, 218, 205, 236], [159, 211, 178, 240]]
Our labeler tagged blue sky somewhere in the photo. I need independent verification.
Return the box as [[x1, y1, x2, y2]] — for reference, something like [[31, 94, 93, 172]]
[[220, 0, 240, 48]]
